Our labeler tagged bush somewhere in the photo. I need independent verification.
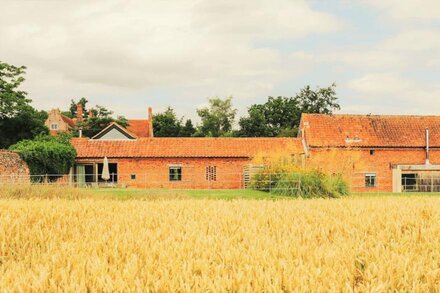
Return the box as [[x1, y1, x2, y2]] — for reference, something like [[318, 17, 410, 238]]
[[251, 168, 349, 198], [9, 134, 76, 177]]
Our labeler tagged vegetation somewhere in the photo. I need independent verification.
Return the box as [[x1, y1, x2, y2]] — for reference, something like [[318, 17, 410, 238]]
[[81, 105, 128, 137], [250, 150, 349, 198], [196, 96, 237, 137], [238, 83, 340, 137], [153, 107, 196, 137], [0, 188, 439, 291], [0, 61, 48, 148], [9, 134, 76, 177]]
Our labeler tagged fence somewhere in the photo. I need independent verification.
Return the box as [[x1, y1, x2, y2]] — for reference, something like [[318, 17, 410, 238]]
[[4, 172, 440, 194], [0, 172, 302, 193]]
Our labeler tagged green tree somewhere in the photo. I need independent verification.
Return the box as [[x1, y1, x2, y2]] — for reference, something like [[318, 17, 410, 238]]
[[0, 61, 48, 148], [68, 97, 88, 119], [196, 96, 237, 137], [81, 105, 127, 138], [153, 107, 182, 137], [238, 84, 340, 137], [9, 134, 76, 177], [179, 119, 196, 137]]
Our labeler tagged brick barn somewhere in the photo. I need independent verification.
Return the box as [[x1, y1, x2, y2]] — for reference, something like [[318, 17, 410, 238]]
[[70, 128, 302, 188], [299, 114, 440, 192]]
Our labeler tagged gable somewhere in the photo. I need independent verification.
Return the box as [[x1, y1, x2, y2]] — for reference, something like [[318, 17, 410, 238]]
[[92, 123, 137, 140]]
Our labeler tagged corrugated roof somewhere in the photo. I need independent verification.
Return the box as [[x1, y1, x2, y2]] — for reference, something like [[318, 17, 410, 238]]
[[71, 137, 303, 158], [301, 114, 440, 148]]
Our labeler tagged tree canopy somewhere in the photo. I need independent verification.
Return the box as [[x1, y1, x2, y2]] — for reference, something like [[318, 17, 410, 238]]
[[238, 83, 340, 137], [81, 105, 128, 138], [153, 107, 196, 137], [0, 61, 48, 148], [196, 96, 237, 137]]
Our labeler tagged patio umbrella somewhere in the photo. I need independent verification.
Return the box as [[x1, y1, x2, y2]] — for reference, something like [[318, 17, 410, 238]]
[[101, 156, 110, 181]]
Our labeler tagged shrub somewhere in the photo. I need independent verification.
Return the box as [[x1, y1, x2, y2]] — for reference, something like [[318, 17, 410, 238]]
[[251, 168, 349, 198], [9, 134, 76, 178]]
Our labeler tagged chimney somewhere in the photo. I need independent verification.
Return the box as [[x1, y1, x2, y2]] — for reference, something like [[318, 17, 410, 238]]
[[88, 109, 94, 118], [76, 103, 84, 122], [426, 128, 430, 165], [148, 106, 154, 137]]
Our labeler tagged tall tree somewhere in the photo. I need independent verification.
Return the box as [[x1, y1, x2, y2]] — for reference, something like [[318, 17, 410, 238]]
[[153, 107, 182, 137], [0, 61, 48, 148], [81, 105, 127, 138], [179, 119, 196, 137], [67, 97, 88, 119], [196, 96, 237, 137], [238, 83, 340, 137]]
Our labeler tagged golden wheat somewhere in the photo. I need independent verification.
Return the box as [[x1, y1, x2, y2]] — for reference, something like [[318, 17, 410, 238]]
[[1, 193, 440, 291]]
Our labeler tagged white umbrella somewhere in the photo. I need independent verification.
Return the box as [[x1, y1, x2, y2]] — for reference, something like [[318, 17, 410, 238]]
[[101, 156, 110, 181]]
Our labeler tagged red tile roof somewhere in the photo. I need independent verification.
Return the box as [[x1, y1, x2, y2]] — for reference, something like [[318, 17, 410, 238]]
[[301, 114, 440, 148], [127, 120, 152, 137], [61, 115, 75, 128], [71, 137, 303, 158]]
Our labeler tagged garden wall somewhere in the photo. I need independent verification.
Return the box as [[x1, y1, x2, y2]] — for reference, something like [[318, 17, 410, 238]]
[[0, 150, 30, 184]]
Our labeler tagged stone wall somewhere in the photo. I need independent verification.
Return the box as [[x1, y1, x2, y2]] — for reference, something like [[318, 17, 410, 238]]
[[0, 150, 30, 184]]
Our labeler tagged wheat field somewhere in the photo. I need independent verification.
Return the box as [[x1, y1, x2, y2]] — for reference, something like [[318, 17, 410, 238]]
[[1, 189, 440, 291]]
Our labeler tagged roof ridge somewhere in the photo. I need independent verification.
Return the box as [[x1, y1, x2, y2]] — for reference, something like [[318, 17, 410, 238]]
[[303, 113, 440, 118]]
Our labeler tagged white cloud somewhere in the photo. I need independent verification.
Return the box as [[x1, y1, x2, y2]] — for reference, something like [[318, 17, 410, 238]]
[[366, 0, 440, 21], [0, 0, 343, 115], [347, 72, 413, 95]]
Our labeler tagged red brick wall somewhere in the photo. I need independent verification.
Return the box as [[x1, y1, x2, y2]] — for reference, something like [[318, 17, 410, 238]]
[[0, 150, 30, 184], [114, 157, 250, 189], [306, 147, 439, 192]]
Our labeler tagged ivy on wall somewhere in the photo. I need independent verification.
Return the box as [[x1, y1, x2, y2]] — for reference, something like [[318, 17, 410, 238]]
[[9, 134, 76, 176]]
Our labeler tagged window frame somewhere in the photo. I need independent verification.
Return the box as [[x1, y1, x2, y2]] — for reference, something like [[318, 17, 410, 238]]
[[365, 173, 377, 188], [50, 123, 59, 130], [169, 166, 182, 182]]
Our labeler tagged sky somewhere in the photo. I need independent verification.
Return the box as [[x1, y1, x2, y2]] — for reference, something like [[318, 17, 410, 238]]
[[1, 0, 440, 121]]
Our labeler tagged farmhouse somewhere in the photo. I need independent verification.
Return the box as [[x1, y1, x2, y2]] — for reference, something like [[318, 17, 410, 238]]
[[299, 114, 440, 192], [45, 104, 154, 138]]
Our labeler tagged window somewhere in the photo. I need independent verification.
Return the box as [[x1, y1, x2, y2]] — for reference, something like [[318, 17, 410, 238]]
[[130, 174, 136, 180], [50, 123, 58, 130], [370, 149, 375, 155], [205, 166, 217, 181], [365, 173, 376, 187], [169, 166, 182, 181], [402, 173, 417, 192]]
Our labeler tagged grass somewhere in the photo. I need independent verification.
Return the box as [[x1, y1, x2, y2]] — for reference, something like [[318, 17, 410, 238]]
[[92, 188, 286, 200], [1, 187, 440, 291]]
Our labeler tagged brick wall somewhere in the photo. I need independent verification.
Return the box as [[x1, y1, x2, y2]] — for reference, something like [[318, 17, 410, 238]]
[[0, 150, 30, 184], [117, 157, 250, 189], [74, 157, 251, 189], [307, 147, 440, 192]]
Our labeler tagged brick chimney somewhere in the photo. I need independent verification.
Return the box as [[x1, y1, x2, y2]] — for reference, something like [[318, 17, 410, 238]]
[[88, 109, 94, 118], [148, 107, 154, 137], [76, 103, 84, 122]]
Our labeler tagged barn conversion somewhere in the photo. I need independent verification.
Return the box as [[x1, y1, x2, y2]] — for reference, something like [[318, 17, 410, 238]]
[[70, 135, 302, 188], [299, 114, 440, 192], [65, 111, 440, 192]]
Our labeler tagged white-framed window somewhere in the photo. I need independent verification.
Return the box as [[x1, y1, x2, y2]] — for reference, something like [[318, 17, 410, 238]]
[[365, 173, 376, 187], [50, 123, 58, 130]]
